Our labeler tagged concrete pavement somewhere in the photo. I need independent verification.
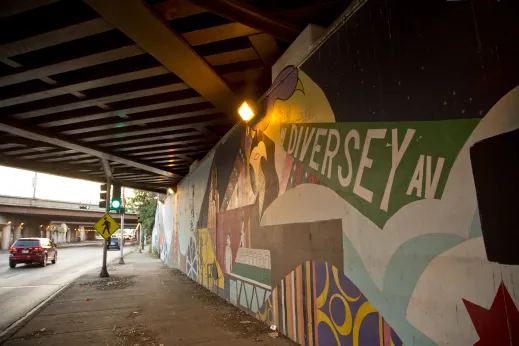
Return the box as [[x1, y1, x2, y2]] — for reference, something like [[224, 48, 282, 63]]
[[55, 241, 103, 248], [0, 246, 133, 334], [1, 252, 296, 346]]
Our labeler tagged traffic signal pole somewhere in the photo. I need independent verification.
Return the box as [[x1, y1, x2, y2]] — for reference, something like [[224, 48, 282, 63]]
[[100, 180, 111, 278], [119, 187, 125, 264]]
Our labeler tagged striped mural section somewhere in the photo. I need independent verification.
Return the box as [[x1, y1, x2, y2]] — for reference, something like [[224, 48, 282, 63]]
[[257, 261, 405, 346]]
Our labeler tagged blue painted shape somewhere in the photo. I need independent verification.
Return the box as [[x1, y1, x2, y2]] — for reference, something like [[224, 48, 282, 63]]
[[382, 233, 465, 345], [341, 232, 461, 346]]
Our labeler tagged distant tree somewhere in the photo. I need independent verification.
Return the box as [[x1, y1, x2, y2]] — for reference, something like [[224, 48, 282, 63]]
[[126, 190, 157, 239]]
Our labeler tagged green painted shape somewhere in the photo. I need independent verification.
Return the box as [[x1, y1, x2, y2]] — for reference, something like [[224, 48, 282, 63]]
[[231, 263, 271, 286], [282, 119, 479, 227], [239, 282, 249, 308], [229, 279, 237, 305], [256, 287, 266, 303]]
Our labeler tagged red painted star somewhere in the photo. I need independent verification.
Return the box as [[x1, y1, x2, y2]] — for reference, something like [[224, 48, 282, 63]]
[[463, 282, 519, 346]]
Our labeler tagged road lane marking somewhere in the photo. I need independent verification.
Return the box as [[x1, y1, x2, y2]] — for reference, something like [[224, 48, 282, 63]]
[[0, 284, 63, 289]]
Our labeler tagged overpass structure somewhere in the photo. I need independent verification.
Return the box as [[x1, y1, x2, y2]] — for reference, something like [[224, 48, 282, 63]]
[[0, 194, 137, 249], [0, 0, 315, 192], [2, 1, 516, 345], [0, 0, 326, 250]]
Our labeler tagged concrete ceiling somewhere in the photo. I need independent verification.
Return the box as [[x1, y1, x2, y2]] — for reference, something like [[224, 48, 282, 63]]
[[0, 0, 349, 193]]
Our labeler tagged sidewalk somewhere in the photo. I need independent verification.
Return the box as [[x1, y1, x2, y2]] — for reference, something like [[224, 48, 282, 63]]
[[2, 252, 296, 346]]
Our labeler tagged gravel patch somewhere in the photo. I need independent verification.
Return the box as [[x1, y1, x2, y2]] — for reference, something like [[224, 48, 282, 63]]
[[113, 323, 159, 346], [79, 275, 136, 290]]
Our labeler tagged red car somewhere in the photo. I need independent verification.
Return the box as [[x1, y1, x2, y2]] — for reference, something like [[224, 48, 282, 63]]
[[9, 238, 58, 268]]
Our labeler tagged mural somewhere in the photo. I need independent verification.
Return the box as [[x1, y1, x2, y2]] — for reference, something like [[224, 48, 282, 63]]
[[151, 0, 519, 345], [257, 261, 404, 346]]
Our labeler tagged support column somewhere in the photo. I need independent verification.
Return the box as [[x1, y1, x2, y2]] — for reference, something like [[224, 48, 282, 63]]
[[80, 226, 86, 241], [13, 225, 22, 242], [21, 226, 28, 238], [66, 230, 70, 243], [2, 225, 11, 250], [46, 230, 50, 239]]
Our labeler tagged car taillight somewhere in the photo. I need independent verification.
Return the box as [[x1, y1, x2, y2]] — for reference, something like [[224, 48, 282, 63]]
[[10, 247, 16, 252], [34, 247, 42, 252]]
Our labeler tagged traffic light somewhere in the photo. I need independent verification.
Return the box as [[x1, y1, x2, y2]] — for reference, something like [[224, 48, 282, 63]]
[[99, 183, 108, 209], [111, 183, 122, 212]]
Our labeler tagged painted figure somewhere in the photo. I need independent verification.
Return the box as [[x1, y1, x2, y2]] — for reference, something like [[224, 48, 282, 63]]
[[225, 232, 232, 274]]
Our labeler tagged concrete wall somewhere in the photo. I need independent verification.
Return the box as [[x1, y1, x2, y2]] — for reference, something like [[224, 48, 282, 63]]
[[152, 0, 519, 344]]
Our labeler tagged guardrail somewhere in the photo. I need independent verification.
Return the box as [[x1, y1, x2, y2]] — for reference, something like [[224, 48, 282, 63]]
[[0, 195, 136, 214]]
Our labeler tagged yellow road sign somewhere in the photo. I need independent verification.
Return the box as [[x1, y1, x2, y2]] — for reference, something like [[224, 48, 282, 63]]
[[94, 213, 120, 239]]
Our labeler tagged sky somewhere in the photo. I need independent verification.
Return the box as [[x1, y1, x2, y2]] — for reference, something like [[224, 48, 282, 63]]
[[0, 165, 133, 203]]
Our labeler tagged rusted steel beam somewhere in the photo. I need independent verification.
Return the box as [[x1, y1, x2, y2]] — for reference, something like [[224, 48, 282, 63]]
[[188, 0, 301, 42]]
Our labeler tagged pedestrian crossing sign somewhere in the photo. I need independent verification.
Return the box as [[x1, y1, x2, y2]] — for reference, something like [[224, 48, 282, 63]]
[[94, 213, 120, 239]]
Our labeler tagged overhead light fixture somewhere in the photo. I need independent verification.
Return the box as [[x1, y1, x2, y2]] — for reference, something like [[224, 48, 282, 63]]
[[238, 101, 255, 121], [167, 188, 174, 194], [7, 221, 11, 224], [20, 222, 24, 226]]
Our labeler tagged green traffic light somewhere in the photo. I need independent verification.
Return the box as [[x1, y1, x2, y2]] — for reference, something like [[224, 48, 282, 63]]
[[111, 199, 121, 209]]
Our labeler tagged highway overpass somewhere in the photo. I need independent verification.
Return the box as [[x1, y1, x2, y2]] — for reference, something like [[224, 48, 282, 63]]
[[0, 195, 138, 249]]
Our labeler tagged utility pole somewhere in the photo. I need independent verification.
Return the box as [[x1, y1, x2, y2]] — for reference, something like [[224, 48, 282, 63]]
[[100, 180, 111, 277], [119, 187, 125, 264], [32, 172, 37, 198]]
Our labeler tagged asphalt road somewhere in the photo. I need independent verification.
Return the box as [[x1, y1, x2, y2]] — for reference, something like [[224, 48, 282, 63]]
[[0, 245, 133, 333]]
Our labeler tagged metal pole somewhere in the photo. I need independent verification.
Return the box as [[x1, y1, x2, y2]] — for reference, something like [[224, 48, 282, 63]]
[[119, 188, 125, 264], [138, 223, 142, 253], [32, 172, 37, 198], [99, 180, 111, 278]]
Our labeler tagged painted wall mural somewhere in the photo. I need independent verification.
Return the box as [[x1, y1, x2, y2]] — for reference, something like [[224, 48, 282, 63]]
[[151, 0, 519, 344]]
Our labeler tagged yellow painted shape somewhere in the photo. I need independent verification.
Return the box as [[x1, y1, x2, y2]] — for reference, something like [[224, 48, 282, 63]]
[[197, 228, 224, 289], [353, 301, 378, 346], [93, 213, 120, 239]]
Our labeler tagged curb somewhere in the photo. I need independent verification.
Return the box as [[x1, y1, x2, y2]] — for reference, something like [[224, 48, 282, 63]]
[[0, 279, 74, 345], [0, 246, 137, 345], [56, 243, 102, 249]]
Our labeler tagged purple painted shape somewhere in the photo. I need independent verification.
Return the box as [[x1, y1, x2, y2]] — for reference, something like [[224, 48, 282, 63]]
[[330, 294, 347, 326], [317, 320, 341, 346], [357, 310, 381, 345], [257, 261, 404, 346], [314, 260, 328, 297], [251, 66, 300, 129], [391, 328, 404, 346]]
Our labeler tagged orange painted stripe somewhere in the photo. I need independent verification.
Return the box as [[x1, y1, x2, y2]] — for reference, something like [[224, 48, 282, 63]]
[[286, 275, 293, 339], [313, 262, 319, 345], [306, 262, 314, 346], [296, 265, 305, 345], [383, 318, 392, 346]]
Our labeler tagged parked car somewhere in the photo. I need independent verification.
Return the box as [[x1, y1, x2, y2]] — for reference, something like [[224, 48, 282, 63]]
[[108, 236, 121, 250], [9, 238, 57, 268]]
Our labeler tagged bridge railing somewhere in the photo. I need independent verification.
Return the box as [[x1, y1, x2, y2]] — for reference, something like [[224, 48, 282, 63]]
[[0, 195, 136, 214]]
